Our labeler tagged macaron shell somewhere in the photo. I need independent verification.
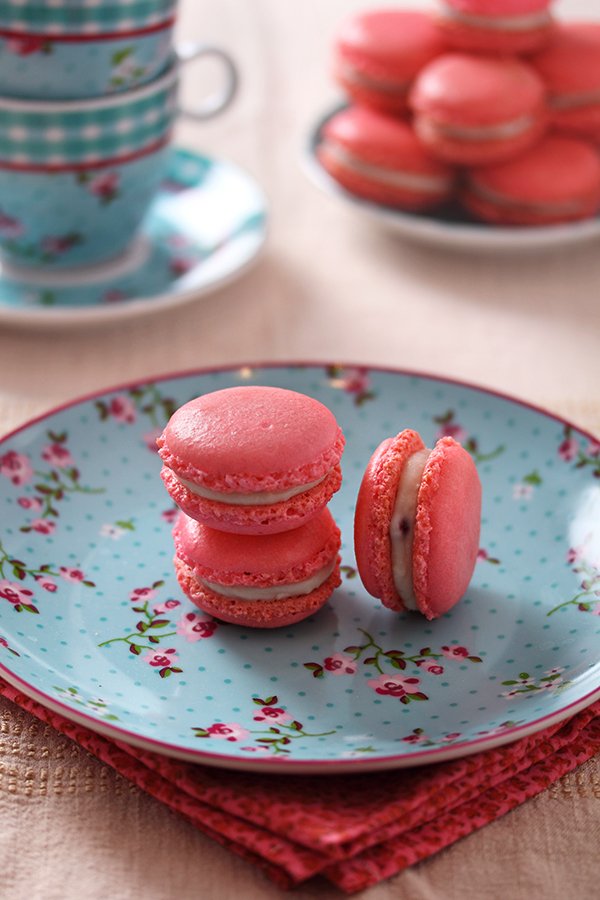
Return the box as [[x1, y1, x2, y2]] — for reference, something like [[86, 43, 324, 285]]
[[412, 113, 547, 166], [161, 462, 343, 534], [445, 0, 552, 14], [462, 134, 600, 225], [334, 10, 447, 114], [437, 0, 554, 54], [174, 555, 341, 628], [173, 507, 342, 587], [413, 437, 481, 619], [317, 106, 455, 210], [354, 430, 425, 612], [158, 386, 345, 493]]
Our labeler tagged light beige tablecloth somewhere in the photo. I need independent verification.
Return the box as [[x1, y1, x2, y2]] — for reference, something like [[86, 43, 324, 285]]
[[1, 1, 600, 898]]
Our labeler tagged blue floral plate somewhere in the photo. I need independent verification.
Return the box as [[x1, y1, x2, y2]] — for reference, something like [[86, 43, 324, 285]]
[[0, 363, 599, 773], [0, 147, 267, 327]]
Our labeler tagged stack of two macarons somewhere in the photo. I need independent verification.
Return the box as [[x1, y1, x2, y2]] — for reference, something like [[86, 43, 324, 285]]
[[157, 386, 346, 628], [318, 3, 600, 227]]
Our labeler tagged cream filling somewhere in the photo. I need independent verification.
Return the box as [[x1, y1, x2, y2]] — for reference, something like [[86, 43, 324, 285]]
[[176, 472, 327, 505], [549, 88, 600, 111], [434, 114, 535, 142], [439, 4, 552, 32], [338, 62, 410, 96], [389, 448, 431, 610], [468, 178, 588, 215], [321, 141, 453, 193], [198, 559, 336, 602]]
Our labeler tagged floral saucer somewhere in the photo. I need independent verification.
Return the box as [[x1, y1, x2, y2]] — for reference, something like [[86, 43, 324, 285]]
[[0, 363, 599, 773], [304, 106, 600, 253], [0, 148, 267, 327]]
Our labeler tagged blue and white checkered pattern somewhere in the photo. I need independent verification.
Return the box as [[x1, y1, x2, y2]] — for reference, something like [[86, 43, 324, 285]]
[[0, 0, 177, 34]]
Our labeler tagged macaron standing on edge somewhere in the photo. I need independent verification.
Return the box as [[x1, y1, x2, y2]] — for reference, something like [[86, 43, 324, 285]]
[[157, 385, 345, 534], [408, 53, 548, 166], [317, 105, 456, 211], [354, 430, 482, 620], [462, 133, 600, 226], [333, 8, 448, 116], [435, 0, 555, 55], [173, 507, 342, 628]]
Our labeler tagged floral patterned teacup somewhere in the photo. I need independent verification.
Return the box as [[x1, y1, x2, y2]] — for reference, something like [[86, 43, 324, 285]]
[[0, 46, 237, 270], [0, 0, 178, 99]]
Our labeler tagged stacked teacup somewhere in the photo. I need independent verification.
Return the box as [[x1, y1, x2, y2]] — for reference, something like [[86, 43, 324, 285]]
[[0, 0, 237, 273]]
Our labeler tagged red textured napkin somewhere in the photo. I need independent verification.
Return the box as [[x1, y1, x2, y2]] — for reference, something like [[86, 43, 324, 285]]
[[2, 676, 599, 893]]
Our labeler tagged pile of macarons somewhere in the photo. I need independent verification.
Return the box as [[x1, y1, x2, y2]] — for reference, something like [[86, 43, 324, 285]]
[[158, 385, 483, 627], [157, 385, 346, 628], [317, 2, 600, 226]]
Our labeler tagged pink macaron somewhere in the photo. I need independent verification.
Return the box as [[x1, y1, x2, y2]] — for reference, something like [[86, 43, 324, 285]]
[[157, 386, 345, 535], [333, 9, 447, 116], [354, 430, 481, 620], [317, 105, 456, 211], [435, 0, 555, 55], [408, 53, 548, 165], [173, 508, 342, 628], [529, 23, 600, 142], [462, 133, 600, 226]]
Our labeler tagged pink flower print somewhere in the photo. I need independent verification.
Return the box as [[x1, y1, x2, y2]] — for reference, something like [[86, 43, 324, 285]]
[[30, 518, 56, 535], [35, 575, 57, 592], [566, 546, 586, 565], [0, 451, 33, 486], [442, 732, 462, 742], [41, 442, 73, 469], [513, 483, 534, 500], [586, 439, 600, 457], [87, 171, 120, 202], [153, 599, 181, 614], [241, 745, 270, 754], [41, 235, 75, 257], [161, 508, 179, 524], [0, 579, 34, 606], [436, 422, 468, 445], [323, 653, 358, 675], [141, 646, 179, 668], [402, 731, 430, 744], [590, 603, 600, 616], [340, 367, 370, 396], [142, 427, 161, 452], [176, 611, 218, 641], [170, 256, 197, 276], [367, 673, 421, 698], [59, 566, 85, 583], [18, 496, 43, 512], [253, 706, 293, 725], [418, 659, 444, 674], [129, 586, 158, 603], [558, 437, 579, 461], [441, 645, 469, 661], [0, 208, 24, 239], [206, 723, 250, 742], [108, 395, 136, 424]]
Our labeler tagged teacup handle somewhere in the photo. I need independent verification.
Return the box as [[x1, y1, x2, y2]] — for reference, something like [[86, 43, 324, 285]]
[[176, 42, 238, 120]]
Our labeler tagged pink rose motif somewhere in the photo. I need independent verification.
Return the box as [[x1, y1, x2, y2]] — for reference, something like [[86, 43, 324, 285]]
[[241, 745, 270, 754], [253, 706, 293, 725], [418, 659, 444, 674], [153, 599, 181, 614], [35, 575, 57, 592], [586, 439, 600, 457], [143, 427, 161, 452], [108, 395, 136, 424], [30, 518, 56, 535], [129, 586, 158, 603], [59, 566, 85, 583], [0, 579, 34, 606], [18, 496, 43, 512], [558, 437, 579, 461], [161, 508, 179, 524], [567, 546, 586, 564], [323, 653, 358, 675], [87, 171, 120, 200], [441, 645, 469, 660], [590, 603, 600, 616], [0, 451, 33, 486], [442, 732, 462, 742], [141, 646, 179, 668], [41, 442, 73, 469], [436, 423, 468, 445], [367, 673, 421, 698], [402, 731, 430, 744], [0, 209, 24, 239], [206, 723, 250, 742], [176, 611, 218, 642], [340, 367, 370, 396]]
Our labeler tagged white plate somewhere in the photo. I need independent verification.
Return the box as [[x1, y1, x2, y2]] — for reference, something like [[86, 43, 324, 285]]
[[303, 106, 600, 253]]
